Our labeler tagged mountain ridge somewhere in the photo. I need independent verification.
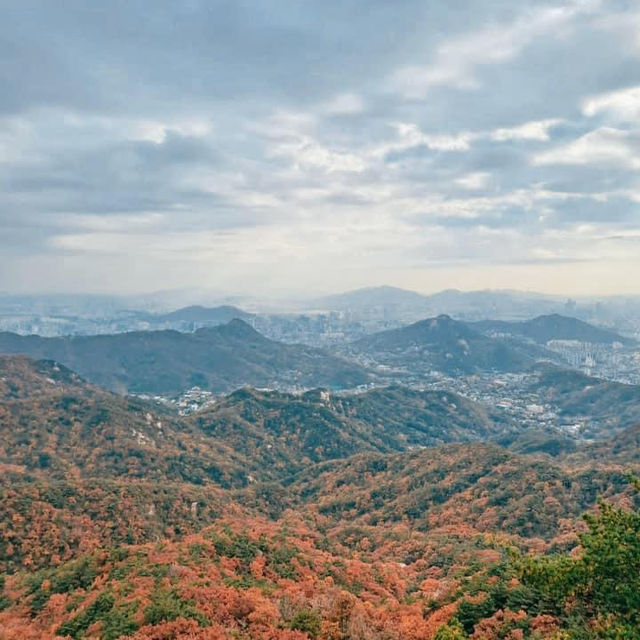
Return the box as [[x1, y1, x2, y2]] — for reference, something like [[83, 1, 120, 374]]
[[0, 320, 369, 394], [472, 313, 635, 345], [352, 314, 553, 374]]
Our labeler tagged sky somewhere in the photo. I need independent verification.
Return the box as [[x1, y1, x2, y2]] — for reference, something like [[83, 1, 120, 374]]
[[1, 0, 640, 297]]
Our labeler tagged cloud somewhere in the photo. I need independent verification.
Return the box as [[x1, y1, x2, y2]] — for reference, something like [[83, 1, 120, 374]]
[[596, 7, 640, 57], [454, 172, 492, 190], [323, 93, 365, 116], [532, 127, 640, 169], [491, 119, 564, 141], [392, 123, 476, 152], [582, 85, 640, 121], [390, 1, 598, 97], [1, 0, 640, 296], [270, 135, 368, 173]]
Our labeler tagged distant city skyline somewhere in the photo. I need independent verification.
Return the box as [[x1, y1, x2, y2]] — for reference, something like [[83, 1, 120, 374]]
[[2, 1, 640, 296]]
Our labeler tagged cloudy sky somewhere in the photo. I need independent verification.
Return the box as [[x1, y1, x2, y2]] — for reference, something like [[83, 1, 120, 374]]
[[2, 0, 640, 297]]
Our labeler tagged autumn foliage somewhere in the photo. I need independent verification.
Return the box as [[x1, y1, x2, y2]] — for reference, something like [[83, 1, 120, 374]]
[[1, 356, 639, 639]]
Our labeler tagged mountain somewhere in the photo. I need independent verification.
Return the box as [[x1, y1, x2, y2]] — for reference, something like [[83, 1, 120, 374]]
[[21, 356, 621, 495], [0, 355, 513, 486], [312, 287, 572, 322], [0, 355, 251, 570], [0, 319, 369, 394], [497, 428, 580, 457], [420, 288, 565, 319], [352, 314, 553, 375], [0, 355, 513, 569], [155, 304, 253, 325], [526, 364, 640, 438], [599, 422, 640, 462], [1, 355, 638, 639], [0, 512, 530, 640], [0, 355, 250, 486], [564, 423, 640, 465], [189, 385, 517, 478], [472, 313, 635, 345], [2, 460, 637, 640], [315, 286, 430, 311], [285, 444, 633, 541], [4, 480, 639, 640]]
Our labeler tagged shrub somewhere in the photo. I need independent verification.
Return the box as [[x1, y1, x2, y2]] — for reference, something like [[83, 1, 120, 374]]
[[143, 588, 209, 627], [289, 609, 322, 639]]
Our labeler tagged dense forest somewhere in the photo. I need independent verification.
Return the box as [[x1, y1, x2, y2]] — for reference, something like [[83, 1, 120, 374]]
[[0, 355, 638, 639]]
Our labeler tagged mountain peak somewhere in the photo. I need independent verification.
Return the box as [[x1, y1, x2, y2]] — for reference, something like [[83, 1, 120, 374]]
[[221, 317, 263, 337], [194, 317, 262, 340], [0, 355, 86, 399], [411, 314, 470, 333], [159, 304, 251, 323], [315, 286, 428, 310]]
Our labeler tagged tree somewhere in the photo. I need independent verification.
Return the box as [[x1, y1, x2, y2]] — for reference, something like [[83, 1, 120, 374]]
[[289, 609, 323, 639], [520, 479, 640, 638], [434, 620, 467, 640]]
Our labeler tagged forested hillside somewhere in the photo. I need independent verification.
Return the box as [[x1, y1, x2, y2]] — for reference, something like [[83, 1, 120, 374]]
[[1, 472, 638, 639], [0, 356, 251, 485], [527, 364, 640, 437], [0, 356, 515, 489], [189, 385, 516, 476], [352, 315, 554, 375], [0, 320, 368, 394], [0, 355, 638, 639], [283, 445, 632, 541]]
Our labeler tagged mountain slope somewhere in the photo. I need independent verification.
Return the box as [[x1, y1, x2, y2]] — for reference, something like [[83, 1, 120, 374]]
[[563, 423, 640, 465], [285, 444, 634, 541], [472, 313, 635, 345], [315, 285, 429, 310], [0, 319, 369, 394], [0, 513, 514, 640], [0, 356, 248, 570], [1, 355, 636, 577], [352, 314, 552, 375], [0, 355, 513, 569], [155, 304, 253, 325], [526, 364, 640, 438], [0, 355, 248, 486], [189, 385, 516, 477], [2, 467, 637, 640], [0, 356, 513, 487]]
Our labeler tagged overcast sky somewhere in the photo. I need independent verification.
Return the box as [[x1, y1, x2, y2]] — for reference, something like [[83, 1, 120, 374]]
[[1, 0, 640, 297]]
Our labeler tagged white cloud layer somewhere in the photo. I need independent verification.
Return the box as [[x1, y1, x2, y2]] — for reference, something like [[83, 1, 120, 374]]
[[533, 127, 640, 169], [1, 0, 639, 296], [583, 85, 640, 121]]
